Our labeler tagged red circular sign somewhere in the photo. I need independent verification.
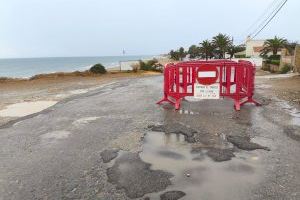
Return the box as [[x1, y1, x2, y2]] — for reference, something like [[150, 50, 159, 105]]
[[196, 65, 219, 85]]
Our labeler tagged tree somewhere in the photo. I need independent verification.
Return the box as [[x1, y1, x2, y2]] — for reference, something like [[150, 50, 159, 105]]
[[261, 36, 288, 56], [200, 40, 215, 60], [227, 45, 246, 59], [188, 45, 201, 59], [178, 47, 186, 61], [169, 50, 179, 61], [169, 47, 186, 61], [212, 33, 232, 58]]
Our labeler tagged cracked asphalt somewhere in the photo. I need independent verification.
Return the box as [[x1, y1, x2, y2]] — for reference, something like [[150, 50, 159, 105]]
[[0, 76, 299, 200]]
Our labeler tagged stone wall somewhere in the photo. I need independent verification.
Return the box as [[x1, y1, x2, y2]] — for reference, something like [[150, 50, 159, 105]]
[[294, 45, 300, 72]]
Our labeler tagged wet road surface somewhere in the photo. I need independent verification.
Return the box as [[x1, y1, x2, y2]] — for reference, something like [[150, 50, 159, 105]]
[[0, 76, 299, 200]]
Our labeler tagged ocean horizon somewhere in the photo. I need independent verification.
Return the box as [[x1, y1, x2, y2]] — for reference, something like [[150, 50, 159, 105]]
[[0, 55, 155, 78]]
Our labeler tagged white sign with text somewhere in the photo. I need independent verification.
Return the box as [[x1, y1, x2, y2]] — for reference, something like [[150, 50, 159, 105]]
[[194, 83, 220, 99]]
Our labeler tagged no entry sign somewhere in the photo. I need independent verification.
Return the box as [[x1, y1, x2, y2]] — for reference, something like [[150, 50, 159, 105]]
[[194, 65, 220, 99]]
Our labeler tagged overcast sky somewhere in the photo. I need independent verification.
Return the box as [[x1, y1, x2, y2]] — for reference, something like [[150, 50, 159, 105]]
[[0, 0, 298, 58]]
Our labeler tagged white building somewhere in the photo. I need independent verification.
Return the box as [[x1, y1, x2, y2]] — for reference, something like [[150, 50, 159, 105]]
[[245, 37, 265, 57]]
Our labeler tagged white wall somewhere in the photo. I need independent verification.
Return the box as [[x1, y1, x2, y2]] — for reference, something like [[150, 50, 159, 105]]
[[245, 39, 265, 57], [232, 58, 263, 68]]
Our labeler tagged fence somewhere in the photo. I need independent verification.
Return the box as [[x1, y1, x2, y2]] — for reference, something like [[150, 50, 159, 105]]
[[157, 60, 260, 110]]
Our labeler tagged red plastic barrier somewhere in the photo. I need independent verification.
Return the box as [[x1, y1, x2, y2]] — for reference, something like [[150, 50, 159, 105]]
[[157, 60, 261, 110]]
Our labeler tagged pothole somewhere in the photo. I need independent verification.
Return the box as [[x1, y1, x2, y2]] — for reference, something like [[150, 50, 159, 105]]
[[140, 131, 263, 200], [106, 151, 173, 199]]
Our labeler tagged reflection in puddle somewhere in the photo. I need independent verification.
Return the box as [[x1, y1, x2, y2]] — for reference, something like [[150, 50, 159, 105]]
[[0, 101, 57, 117], [140, 132, 263, 200], [278, 101, 300, 126]]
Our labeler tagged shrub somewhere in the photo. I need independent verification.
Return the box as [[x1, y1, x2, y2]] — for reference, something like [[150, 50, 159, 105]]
[[139, 59, 162, 72], [280, 64, 292, 74], [268, 55, 281, 60], [234, 54, 246, 58], [90, 64, 107, 74], [270, 60, 280, 66]]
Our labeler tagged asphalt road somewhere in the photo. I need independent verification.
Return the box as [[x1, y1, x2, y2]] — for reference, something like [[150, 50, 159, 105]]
[[0, 76, 299, 200]]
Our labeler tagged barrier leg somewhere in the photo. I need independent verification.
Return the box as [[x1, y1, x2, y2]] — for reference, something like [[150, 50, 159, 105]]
[[240, 98, 261, 107], [157, 95, 175, 105], [234, 100, 241, 111], [175, 99, 182, 110]]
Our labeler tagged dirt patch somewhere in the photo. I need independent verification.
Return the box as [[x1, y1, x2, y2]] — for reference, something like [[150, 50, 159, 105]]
[[227, 135, 270, 151], [257, 75, 300, 105], [160, 191, 186, 200], [100, 149, 119, 163], [106, 152, 172, 198]]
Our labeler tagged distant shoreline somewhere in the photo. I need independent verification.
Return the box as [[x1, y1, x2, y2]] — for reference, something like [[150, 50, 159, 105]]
[[0, 55, 163, 79]]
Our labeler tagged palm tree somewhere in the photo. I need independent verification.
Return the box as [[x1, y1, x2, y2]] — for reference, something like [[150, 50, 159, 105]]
[[188, 45, 201, 59], [200, 40, 214, 60], [227, 45, 246, 59], [178, 47, 186, 61], [261, 36, 288, 56], [212, 33, 232, 58]]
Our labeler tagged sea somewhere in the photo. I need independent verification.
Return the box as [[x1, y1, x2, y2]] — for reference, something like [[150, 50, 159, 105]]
[[0, 55, 154, 78]]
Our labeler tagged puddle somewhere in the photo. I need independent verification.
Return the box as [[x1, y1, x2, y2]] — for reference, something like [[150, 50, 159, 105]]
[[72, 117, 100, 126], [69, 89, 89, 95], [0, 101, 57, 117], [41, 130, 71, 140], [278, 101, 300, 126], [140, 132, 263, 200], [68, 82, 116, 95], [256, 84, 272, 89]]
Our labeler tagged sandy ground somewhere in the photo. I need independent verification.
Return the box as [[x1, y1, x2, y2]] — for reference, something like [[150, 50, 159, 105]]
[[255, 70, 300, 105], [0, 71, 160, 126]]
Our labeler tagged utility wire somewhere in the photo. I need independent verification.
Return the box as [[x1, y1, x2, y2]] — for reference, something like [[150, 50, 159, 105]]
[[235, 0, 282, 44], [249, 0, 286, 36], [243, 0, 281, 37], [250, 0, 288, 39]]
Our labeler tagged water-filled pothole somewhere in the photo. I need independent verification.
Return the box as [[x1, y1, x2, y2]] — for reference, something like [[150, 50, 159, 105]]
[[140, 131, 263, 200]]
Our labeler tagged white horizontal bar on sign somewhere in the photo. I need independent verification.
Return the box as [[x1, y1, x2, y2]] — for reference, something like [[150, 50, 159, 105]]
[[198, 71, 216, 78]]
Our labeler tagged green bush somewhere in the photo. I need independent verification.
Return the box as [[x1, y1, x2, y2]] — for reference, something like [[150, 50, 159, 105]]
[[268, 60, 280, 66], [90, 64, 107, 74], [139, 59, 162, 72], [268, 55, 281, 60], [280, 64, 292, 74], [235, 54, 246, 58]]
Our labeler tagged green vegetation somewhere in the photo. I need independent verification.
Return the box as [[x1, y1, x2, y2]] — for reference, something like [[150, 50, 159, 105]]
[[260, 36, 288, 56], [212, 33, 232, 58], [227, 44, 246, 59], [168, 33, 245, 60], [90, 64, 107, 74], [138, 59, 163, 72], [280, 64, 292, 74], [200, 40, 214, 60], [169, 47, 186, 61], [188, 45, 201, 59], [234, 54, 247, 58]]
